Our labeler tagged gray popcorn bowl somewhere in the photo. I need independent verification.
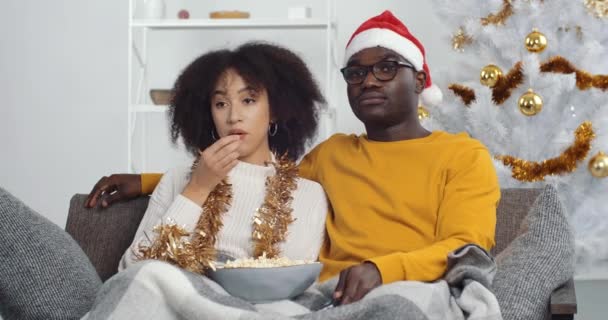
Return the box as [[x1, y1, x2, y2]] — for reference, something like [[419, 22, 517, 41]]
[[207, 262, 323, 303]]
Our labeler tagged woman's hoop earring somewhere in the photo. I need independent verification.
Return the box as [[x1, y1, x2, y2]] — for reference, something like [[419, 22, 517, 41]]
[[269, 122, 278, 137], [211, 129, 218, 141]]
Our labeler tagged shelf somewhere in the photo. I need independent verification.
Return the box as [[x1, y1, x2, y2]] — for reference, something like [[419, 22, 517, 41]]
[[130, 19, 330, 29]]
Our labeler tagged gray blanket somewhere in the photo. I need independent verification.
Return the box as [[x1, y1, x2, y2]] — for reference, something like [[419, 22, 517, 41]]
[[83, 245, 502, 320]]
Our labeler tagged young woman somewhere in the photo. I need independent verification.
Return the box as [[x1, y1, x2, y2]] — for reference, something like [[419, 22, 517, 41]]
[[119, 42, 328, 273], [0, 42, 328, 320]]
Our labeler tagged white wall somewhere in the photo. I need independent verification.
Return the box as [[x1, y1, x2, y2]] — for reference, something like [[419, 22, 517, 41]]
[[0, 0, 128, 227]]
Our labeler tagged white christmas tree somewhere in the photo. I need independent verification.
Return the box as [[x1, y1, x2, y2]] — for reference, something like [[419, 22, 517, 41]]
[[426, 0, 608, 270]]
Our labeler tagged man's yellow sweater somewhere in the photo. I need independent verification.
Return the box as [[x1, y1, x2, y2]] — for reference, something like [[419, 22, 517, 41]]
[[141, 131, 500, 284]]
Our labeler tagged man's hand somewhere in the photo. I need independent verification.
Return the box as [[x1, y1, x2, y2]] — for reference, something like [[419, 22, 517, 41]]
[[85, 174, 142, 208], [333, 262, 382, 305]]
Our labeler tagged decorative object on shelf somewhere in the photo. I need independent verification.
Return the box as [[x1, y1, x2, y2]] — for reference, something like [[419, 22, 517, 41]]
[[585, 0, 608, 19], [417, 105, 430, 120], [209, 11, 250, 19], [452, 27, 473, 52], [588, 151, 608, 178], [142, 0, 166, 19], [288, 7, 312, 19], [178, 9, 190, 20], [480, 0, 514, 26], [480, 64, 503, 87], [518, 89, 543, 116], [496, 121, 595, 182], [150, 89, 173, 105], [525, 29, 548, 53]]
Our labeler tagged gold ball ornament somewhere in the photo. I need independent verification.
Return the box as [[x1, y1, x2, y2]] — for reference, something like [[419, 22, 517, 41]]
[[480, 64, 503, 87], [588, 152, 608, 178], [518, 89, 543, 116], [418, 105, 430, 120], [525, 29, 548, 53]]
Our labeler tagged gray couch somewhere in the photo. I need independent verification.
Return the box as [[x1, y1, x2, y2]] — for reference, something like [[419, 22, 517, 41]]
[[65, 188, 577, 320]]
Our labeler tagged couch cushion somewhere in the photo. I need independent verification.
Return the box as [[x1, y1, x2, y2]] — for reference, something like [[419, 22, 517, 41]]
[[65, 194, 149, 281], [491, 185, 574, 320], [492, 188, 542, 256], [0, 187, 101, 320]]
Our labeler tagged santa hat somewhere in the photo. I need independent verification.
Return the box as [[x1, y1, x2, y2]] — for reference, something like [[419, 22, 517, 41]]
[[344, 10, 442, 106]]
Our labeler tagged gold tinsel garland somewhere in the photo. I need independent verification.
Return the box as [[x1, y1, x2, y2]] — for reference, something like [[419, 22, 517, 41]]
[[448, 62, 524, 106], [137, 222, 209, 273], [585, 0, 608, 19], [492, 61, 524, 104], [137, 153, 297, 273], [496, 121, 595, 182], [481, 0, 514, 26], [456, 1, 553, 48], [190, 179, 233, 271], [449, 57, 607, 106], [540, 56, 608, 91], [252, 154, 298, 258], [452, 27, 474, 52], [448, 84, 476, 106], [451, 1, 513, 51]]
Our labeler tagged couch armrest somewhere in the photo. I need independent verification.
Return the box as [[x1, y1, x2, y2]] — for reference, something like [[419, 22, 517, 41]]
[[65, 194, 149, 282], [550, 278, 577, 320]]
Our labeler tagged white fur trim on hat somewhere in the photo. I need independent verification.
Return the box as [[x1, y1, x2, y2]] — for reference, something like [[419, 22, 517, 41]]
[[344, 28, 424, 69], [420, 83, 443, 106]]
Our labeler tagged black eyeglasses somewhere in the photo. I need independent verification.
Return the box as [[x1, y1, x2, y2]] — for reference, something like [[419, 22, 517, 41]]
[[340, 60, 415, 85]]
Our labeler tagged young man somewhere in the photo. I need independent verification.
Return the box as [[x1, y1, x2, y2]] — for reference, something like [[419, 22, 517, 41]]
[[86, 10, 500, 305]]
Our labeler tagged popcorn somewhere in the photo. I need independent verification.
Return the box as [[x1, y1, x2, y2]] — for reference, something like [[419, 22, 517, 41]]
[[221, 253, 315, 269]]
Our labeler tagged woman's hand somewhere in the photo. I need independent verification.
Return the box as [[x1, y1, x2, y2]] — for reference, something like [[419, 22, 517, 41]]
[[182, 135, 241, 206]]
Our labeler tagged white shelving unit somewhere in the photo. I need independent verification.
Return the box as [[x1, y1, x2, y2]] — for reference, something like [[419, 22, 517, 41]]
[[128, 1, 337, 173], [131, 18, 330, 29]]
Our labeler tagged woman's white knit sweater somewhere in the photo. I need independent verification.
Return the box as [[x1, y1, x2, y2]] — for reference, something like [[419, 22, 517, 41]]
[[119, 160, 328, 271]]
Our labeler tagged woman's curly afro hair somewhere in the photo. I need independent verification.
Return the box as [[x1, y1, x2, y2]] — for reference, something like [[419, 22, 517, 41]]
[[169, 42, 325, 160]]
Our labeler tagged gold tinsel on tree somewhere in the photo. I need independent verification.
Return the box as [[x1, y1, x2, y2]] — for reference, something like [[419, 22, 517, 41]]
[[496, 122, 596, 182]]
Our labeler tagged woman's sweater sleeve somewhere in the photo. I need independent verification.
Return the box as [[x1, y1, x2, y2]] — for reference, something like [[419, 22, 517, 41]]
[[119, 168, 203, 271]]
